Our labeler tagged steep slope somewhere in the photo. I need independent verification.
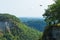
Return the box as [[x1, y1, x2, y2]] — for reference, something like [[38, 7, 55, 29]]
[[0, 14, 41, 40]]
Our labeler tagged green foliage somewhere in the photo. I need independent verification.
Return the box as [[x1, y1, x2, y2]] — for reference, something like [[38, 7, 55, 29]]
[[0, 14, 20, 22], [43, 0, 60, 25], [42, 0, 60, 40], [0, 14, 41, 40]]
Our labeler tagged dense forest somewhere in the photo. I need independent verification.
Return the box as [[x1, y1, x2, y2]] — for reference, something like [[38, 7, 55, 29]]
[[20, 18, 46, 32], [0, 14, 42, 40]]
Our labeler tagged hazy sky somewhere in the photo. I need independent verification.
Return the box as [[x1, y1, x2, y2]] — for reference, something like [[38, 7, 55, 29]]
[[0, 0, 54, 17]]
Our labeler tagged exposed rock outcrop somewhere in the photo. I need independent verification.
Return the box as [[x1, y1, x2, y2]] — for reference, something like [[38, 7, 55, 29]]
[[0, 21, 12, 32], [42, 25, 60, 40]]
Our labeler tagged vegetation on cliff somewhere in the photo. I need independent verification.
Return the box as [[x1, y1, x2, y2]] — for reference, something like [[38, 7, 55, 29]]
[[43, 0, 60, 25], [0, 14, 41, 40], [39, 0, 60, 40]]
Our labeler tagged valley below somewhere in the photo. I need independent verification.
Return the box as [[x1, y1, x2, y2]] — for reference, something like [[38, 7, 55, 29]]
[[20, 17, 46, 32]]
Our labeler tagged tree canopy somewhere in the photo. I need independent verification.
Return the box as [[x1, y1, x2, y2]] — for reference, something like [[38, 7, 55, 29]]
[[0, 14, 41, 40], [43, 0, 60, 25]]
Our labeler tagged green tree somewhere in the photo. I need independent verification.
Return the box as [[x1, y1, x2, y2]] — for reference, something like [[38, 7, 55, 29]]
[[43, 0, 60, 25]]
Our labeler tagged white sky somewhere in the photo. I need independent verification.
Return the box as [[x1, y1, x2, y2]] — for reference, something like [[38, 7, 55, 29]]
[[0, 0, 54, 17]]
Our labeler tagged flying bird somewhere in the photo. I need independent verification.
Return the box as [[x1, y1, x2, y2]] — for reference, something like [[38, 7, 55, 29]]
[[40, 5, 42, 6]]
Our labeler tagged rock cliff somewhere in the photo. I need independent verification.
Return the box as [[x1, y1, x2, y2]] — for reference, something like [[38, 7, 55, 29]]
[[42, 25, 60, 40]]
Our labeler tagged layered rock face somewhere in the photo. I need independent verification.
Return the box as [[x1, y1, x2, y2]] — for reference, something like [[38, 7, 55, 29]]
[[42, 25, 60, 40], [0, 22, 6, 31], [0, 21, 13, 32], [0, 14, 20, 33]]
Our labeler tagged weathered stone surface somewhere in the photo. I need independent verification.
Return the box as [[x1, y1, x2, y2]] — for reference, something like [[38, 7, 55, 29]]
[[0, 21, 14, 33], [42, 25, 60, 40]]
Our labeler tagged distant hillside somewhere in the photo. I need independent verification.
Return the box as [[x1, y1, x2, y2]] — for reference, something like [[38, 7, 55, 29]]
[[20, 17, 46, 32], [0, 14, 42, 40]]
